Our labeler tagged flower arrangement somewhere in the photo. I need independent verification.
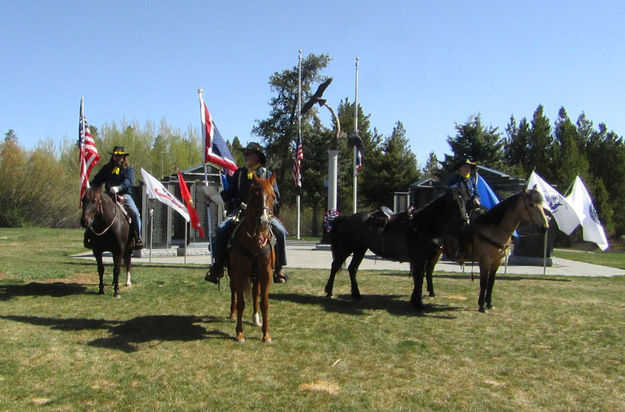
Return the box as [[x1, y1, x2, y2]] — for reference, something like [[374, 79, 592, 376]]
[[323, 209, 340, 232]]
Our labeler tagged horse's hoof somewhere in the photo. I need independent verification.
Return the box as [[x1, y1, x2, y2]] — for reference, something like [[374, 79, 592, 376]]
[[352, 293, 362, 300], [98, 290, 105, 295], [263, 337, 273, 344], [235, 335, 245, 343], [428, 292, 436, 298], [114, 295, 121, 299], [487, 305, 495, 310], [479, 306, 486, 313], [125, 282, 132, 287]]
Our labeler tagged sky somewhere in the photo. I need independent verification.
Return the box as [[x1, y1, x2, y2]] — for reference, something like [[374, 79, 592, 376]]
[[2, 0, 624, 164]]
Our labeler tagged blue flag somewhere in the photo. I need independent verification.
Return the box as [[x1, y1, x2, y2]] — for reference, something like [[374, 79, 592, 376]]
[[476, 174, 499, 210]]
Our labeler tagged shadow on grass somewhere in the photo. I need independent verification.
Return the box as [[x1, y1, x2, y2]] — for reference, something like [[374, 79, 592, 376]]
[[270, 292, 462, 319], [66, 260, 204, 270], [0, 282, 87, 300], [0, 314, 231, 353]]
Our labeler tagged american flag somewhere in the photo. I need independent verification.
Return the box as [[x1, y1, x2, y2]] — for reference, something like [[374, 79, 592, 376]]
[[292, 133, 303, 191], [78, 97, 100, 201], [200, 95, 237, 175]]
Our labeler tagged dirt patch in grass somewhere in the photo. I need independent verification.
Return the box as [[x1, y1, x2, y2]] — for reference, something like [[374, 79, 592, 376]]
[[299, 380, 340, 395], [38, 273, 99, 285]]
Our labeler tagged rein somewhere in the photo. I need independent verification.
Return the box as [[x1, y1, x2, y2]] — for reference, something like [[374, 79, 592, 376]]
[[474, 231, 512, 251], [88, 195, 120, 236]]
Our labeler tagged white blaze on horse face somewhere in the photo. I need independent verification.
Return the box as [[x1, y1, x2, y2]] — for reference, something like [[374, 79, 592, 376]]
[[260, 191, 271, 225]]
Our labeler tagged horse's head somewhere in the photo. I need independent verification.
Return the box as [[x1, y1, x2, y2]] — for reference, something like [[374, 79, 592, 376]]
[[80, 187, 103, 229], [247, 173, 277, 233], [447, 187, 470, 228], [520, 189, 550, 234]]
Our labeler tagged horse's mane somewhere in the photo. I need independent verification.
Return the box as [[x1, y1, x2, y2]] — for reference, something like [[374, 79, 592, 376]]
[[475, 191, 522, 226]]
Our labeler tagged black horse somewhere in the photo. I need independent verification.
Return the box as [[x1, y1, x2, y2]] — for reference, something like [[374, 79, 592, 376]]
[[324, 188, 469, 309], [81, 187, 134, 298]]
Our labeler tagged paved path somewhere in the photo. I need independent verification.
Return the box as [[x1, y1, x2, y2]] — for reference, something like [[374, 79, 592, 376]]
[[72, 241, 625, 278]]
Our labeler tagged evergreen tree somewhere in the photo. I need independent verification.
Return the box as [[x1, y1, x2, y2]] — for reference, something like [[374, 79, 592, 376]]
[[504, 115, 531, 176], [552, 107, 588, 188], [421, 152, 441, 180], [441, 114, 504, 176], [360, 122, 420, 207], [527, 105, 554, 180]]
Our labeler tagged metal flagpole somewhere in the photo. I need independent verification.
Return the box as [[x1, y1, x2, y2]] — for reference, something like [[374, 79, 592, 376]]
[[543, 230, 548, 275], [198, 89, 215, 266], [353, 57, 359, 214], [296, 49, 302, 239]]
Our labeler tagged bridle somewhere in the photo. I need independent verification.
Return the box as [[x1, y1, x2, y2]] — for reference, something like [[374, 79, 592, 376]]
[[84, 192, 119, 236]]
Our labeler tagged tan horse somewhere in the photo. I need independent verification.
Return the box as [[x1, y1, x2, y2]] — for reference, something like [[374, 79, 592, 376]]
[[442, 188, 549, 312], [227, 174, 277, 342]]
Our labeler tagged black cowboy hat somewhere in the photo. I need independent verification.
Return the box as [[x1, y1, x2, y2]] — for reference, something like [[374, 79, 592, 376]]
[[457, 158, 476, 169], [239, 142, 267, 165], [109, 146, 130, 156]]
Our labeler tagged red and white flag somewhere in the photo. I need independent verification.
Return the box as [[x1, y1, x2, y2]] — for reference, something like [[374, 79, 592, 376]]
[[141, 168, 190, 222], [78, 97, 100, 202]]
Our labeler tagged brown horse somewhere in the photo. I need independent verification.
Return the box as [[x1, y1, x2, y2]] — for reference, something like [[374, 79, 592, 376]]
[[80, 187, 133, 298], [227, 174, 277, 343], [439, 188, 549, 312]]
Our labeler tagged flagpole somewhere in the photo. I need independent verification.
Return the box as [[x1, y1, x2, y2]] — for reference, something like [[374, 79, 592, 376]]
[[198, 88, 215, 265], [296, 49, 302, 240], [353, 57, 359, 214]]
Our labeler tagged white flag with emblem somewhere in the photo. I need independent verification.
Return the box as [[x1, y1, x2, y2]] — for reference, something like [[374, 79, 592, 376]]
[[565, 176, 609, 251], [526, 171, 581, 235], [141, 168, 190, 222]]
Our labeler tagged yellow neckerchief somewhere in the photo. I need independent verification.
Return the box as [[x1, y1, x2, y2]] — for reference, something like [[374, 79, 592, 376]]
[[112, 167, 120, 175], [246, 163, 261, 179], [460, 171, 470, 178]]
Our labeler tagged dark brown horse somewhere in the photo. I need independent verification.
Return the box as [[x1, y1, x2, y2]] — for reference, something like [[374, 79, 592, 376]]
[[227, 174, 277, 343], [81, 187, 133, 298], [324, 188, 469, 309], [438, 188, 549, 312]]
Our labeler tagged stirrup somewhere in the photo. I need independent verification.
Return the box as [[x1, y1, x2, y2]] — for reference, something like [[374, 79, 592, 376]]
[[273, 269, 288, 284], [205, 264, 223, 284]]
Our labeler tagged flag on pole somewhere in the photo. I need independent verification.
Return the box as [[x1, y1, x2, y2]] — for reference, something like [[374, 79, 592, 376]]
[[78, 97, 100, 202], [527, 171, 581, 235], [199, 95, 237, 175], [177, 170, 205, 237], [292, 133, 303, 190], [476, 174, 499, 210], [141, 168, 190, 222], [565, 176, 609, 250]]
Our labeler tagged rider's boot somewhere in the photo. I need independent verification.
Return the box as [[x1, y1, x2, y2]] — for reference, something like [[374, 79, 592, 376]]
[[205, 261, 224, 284], [273, 266, 288, 283]]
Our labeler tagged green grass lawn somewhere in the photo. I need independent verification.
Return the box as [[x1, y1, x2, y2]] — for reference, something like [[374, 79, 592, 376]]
[[1, 227, 624, 411]]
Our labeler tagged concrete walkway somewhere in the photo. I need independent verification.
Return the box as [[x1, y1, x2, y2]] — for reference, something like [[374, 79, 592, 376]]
[[72, 241, 625, 278]]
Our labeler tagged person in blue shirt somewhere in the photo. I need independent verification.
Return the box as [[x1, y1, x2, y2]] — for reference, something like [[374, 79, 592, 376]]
[[447, 158, 480, 209], [205, 143, 288, 284], [87, 146, 143, 249], [446, 158, 482, 260]]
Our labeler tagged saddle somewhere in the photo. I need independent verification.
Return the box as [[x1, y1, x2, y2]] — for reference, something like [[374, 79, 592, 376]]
[[367, 206, 397, 233]]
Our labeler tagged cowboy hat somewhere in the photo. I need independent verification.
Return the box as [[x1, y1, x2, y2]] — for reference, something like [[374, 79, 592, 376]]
[[109, 146, 130, 156], [239, 142, 267, 165]]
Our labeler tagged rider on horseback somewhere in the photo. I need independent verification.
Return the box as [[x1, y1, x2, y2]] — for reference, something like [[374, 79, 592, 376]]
[[447, 158, 483, 259], [85, 146, 143, 250], [205, 142, 288, 284]]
